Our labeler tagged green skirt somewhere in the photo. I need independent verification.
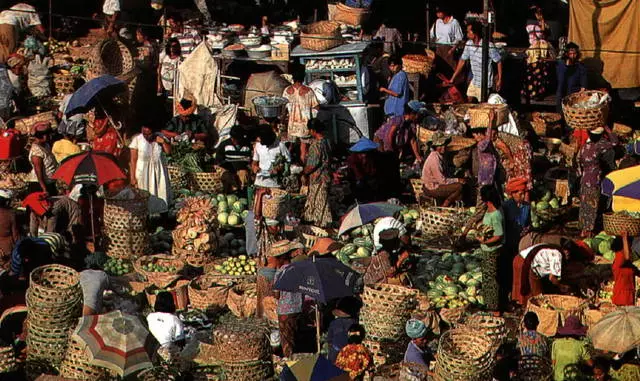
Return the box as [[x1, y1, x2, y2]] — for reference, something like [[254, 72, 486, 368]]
[[480, 249, 500, 311]]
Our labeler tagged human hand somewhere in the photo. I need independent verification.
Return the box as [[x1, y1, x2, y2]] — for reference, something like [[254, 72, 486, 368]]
[[496, 78, 503, 91]]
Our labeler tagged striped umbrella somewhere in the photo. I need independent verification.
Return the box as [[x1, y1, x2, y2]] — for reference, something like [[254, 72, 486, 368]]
[[601, 165, 640, 212], [73, 311, 157, 377], [338, 202, 404, 236]]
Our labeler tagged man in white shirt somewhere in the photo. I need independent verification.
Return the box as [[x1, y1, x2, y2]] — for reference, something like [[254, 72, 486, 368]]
[[430, 6, 463, 47], [0, 3, 44, 63]]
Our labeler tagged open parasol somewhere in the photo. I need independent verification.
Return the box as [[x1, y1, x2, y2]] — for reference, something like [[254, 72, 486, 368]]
[[588, 306, 640, 353], [601, 165, 640, 212], [73, 311, 157, 377], [280, 354, 350, 381], [338, 202, 404, 236]]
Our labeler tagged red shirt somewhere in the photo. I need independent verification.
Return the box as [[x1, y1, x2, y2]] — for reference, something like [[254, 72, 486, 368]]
[[92, 126, 121, 157], [612, 251, 637, 306]]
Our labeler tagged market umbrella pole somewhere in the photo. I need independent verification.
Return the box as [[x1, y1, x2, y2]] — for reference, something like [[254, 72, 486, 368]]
[[313, 254, 321, 353]]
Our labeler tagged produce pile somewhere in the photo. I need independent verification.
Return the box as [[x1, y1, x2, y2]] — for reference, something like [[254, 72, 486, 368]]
[[167, 140, 209, 173], [583, 231, 617, 261], [219, 232, 247, 257], [103, 257, 132, 276], [172, 197, 219, 265], [213, 194, 250, 227], [335, 224, 374, 265], [413, 250, 485, 309], [213, 256, 257, 276], [530, 191, 567, 229]]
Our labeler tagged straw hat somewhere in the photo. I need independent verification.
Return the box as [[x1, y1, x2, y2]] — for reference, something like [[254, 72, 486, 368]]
[[269, 240, 304, 257], [308, 237, 343, 257], [430, 132, 451, 147]]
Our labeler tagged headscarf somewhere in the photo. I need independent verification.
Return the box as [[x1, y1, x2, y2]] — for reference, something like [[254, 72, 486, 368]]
[[176, 93, 197, 116], [487, 93, 519, 136], [405, 318, 428, 339], [6, 54, 25, 69], [505, 177, 528, 194]]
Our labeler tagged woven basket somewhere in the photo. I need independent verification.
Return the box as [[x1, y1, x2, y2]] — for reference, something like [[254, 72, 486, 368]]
[[434, 328, 495, 381], [26, 291, 82, 329], [26, 328, 71, 368], [410, 179, 424, 203], [87, 39, 134, 80], [145, 279, 190, 311], [562, 90, 610, 130], [603, 213, 640, 236], [104, 228, 150, 259], [399, 361, 430, 381], [59, 335, 115, 380], [261, 190, 288, 220], [172, 246, 211, 268], [227, 283, 258, 318], [439, 305, 468, 326], [219, 360, 273, 381], [402, 51, 435, 76], [360, 306, 409, 341], [297, 225, 329, 249], [300, 21, 343, 51], [134, 254, 185, 288], [463, 313, 506, 348], [211, 322, 270, 363], [103, 189, 149, 231], [333, 3, 371, 26], [136, 366, 177, 381], [530, 112, 562, 136], [13, 111, 58, 135], [0, 346, 17, 373], [188, 274, 233, 312], [364, 338, 409, 368], [613, 123, 633, 139], [468, 104, 509, 128], [518, 355, 552, 381], [362, 284, 418, 310], [446, 136, 476, 152], [420, 204, 469, 238], [167, 164, 188, 192], [189, 171, 223, 194], [53, 72, 78, 96], [28, 264, 81, 305], [525, 294, 588, 337]]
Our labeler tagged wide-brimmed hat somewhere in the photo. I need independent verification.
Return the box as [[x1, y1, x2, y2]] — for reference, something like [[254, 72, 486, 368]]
[[308, 237, 343, 257], [557, 315, 587, 337], [350, 137, 379, 153], [269, 240, 304, 257], [30, 121, 51, 136], [430, 132, 451, 147]]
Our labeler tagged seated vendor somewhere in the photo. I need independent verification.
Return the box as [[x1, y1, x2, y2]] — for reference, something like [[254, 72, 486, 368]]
[[215, 125, 251, 192], [363, 228, 411, 286], [162, 96, 208, 142], [373, 216, 410, 251], [404, 319, 434, 370], [421, 132, 464, 207]]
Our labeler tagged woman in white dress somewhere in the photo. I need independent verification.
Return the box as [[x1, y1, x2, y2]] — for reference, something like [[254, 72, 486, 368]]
[[129, 126, 172, 214]]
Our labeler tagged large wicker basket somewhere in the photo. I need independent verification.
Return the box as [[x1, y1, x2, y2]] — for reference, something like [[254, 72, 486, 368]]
[[434, 328, 496, 381], [300, 21, 343, 51], [145, 279, 190, 311], [189, 171, 223, 194], [103, 189, 149, 232], [219, 359, 273, 381], [420, 204, 469, 238], [210, 321, 270, 363], [468, 104, 509, 128], [104, 228, 150, 260], [402, 51, 435, 77], [463, 313, 507, 348], [0, 346, 17, 373], [13, 111, 58, 135], [134, 254, 185, 288], [226, 283, 258, 318], [526, 294, 588, 337], [603, 212, 640, 236], [167, 165, 188, 192], [364, 338, 409, 368], [188, 274, 233, 312], [562, 90, 610, 130], [261, 189, 288, 220], [86, 39, 134, 80], [360, 305, 409, 341], [518, 355, 552, 381], [362, 283, 418, 310], [333, 3, 371, 26], [530, 112, 562, 136], [53, 72, 78, 96], [27, 264, 81, 306]]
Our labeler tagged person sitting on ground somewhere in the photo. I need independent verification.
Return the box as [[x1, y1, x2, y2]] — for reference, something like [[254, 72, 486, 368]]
[[551, 315, 593, 381], [162, 95, 208, 142], [215, 125, 251, 193], [10, 232, 67, 279], [517, 311, 549, 357], [79, 264, 110, 316], [421, 132, 464, 207], [327, 297, 358, 364], [335, 324, 373, 381], [404, 319, 434, 370], [52, 127, 82, 163], [364, 228, 412, 286], [147, 291, 185, 365]]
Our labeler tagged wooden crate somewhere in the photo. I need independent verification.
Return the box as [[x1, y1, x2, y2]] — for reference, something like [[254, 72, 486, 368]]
[[271, 44, 290, 61]]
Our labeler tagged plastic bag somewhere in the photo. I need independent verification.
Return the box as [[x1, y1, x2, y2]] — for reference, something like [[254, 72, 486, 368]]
[[27, 55, 52, 97]]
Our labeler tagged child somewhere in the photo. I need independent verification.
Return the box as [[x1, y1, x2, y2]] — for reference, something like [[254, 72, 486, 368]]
[[612, 233, 639, 306], [335, 324, 373, 381], [592, 357, 612, 381], [517, 311, 549, 357]]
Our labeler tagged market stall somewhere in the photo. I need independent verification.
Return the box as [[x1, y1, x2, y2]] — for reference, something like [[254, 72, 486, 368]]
[[292, 41, 380, 144]]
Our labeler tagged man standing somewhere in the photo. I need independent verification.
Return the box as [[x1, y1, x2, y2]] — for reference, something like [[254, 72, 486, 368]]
[[0, 3, 45, 63], [449, 22, 503, 102], [162, 97, 208, 142], [380, 57, 410, 118]]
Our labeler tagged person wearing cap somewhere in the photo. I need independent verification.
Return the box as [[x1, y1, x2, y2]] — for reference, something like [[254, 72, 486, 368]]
[[404, 318, 434, 369], [163, 95, 208, 142], [27, 122, 58, 195], [0, 189, 18, 268], [380, 56, 409, 118], [271, 240, 304, 358], [364, 228, 411, 286], [577, 126, 617, 237], [347, 137, 381, 202], [551, 315, 593, 381], [215, 125, 252, 193], [421, 131, 464, 207]]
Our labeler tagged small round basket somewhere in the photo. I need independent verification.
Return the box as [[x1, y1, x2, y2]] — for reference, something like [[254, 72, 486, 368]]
[[603, 212, 640, 236], [300, 21, 343, 51], [188, 274, 233, 312], [189, 171, 224, 194], [562, 90, 610, 130], [226, 283, 258, 318], [134, 254, 186, 288], [86, 39, 134, 80]]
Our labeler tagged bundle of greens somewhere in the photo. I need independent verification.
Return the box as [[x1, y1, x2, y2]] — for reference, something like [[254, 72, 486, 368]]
[[168, 140, 207, 173]]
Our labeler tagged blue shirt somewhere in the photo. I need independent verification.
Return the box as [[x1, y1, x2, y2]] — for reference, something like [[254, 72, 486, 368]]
[[460, 39, 502, 88], [556, 61, 588, 105], [503, 200, 531, 232], [404, 341, 429, 367], [327, 317, 356, 363], [384, 70, 409, 117]]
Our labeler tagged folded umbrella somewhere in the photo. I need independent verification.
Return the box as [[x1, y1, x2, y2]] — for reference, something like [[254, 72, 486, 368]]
[[65, 75, 126, 117], [601, 165, 640, 212], [589, 306, 640, 353], [338, 202, 404, 236], [280, 354, 350, 381]]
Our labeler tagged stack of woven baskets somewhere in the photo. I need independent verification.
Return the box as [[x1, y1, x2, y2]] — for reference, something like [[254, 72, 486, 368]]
[[433, 328, 497, 381], [462, 313, 507, 349], [25, 265, 83, 374], [360, 284, 417, 367], [172, 197, 219, 267], [209, 320, 273, 381], [59, 335, 116, 380], [103, 189, 150, 260]]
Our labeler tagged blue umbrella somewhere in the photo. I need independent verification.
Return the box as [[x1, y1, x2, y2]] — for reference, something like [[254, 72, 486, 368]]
[[65, 75, 126, 117], [280, 354, 349, 381]]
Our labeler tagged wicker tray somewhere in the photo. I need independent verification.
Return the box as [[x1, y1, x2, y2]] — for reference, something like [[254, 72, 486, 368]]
[[402, 51, 435, 76], [13, 111, 58, 135], [300, 21, 343, 52], [562, 90, 610, 130], [188, 274, 233, 312], [603, 213, 640, 236], [211, 322, 270, 363], [104, 228, 150, 260], [189, 171, 223, 194], [526, 294, 588, 337], [134, 254, 185, 289], [468, 104, 509, 128], [333, 3, 371, 26], [86, 39, 134, 80], [434, 328, 495, 381]]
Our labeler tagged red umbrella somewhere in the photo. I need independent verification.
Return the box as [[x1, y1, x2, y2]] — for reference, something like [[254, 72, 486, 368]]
[[52, 151, 126, 186]]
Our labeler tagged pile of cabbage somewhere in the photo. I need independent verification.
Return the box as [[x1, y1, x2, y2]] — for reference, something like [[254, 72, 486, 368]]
[[530, 191, 565, 229], [413, 250, 485, 309], [583, 231, 616, 261]]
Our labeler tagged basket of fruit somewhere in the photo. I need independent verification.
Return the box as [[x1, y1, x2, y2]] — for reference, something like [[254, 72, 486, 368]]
[[134, 254, 186, 288], [212, 256, 257, 278], [102, 257, 133, 277], [226, 283, 258, 318]]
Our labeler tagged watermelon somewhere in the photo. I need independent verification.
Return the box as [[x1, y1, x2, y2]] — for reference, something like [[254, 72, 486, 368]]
[[353, 238, 367, 247], [466, 279, 480, 287], [228, 214, 241, 226], [227, 194, 238, 204], [458, 273, 470, 284], [427, 289, 443, 299], [356, 247, 370, 257], [241, 210, 249, 219], [340, 244, 357, 256], [443, 285, 460, 296], [336, 251, 350, 265], [452, 254, 463, 263], [466, 286, 477, 296]]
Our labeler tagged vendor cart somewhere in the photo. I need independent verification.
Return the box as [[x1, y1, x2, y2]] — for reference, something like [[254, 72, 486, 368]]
[[292, 41, 380, 145]]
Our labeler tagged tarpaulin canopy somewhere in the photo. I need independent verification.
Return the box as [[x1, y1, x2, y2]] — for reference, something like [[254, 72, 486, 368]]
[[568, 0, 640, 89], [601, 165, 640, 212], [243, 71, 290, 116]]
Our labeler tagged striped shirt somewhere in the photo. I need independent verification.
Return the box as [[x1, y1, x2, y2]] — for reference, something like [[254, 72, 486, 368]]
[[171, 30, 201, 58], [215, 138, 251, 171], [460, 39, 502, 88], [11, 233, 66, 275]]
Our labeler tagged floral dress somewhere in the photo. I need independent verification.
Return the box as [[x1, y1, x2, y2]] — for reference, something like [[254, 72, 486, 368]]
[[335, 344, 373, 380], [577, 138, 615, 232], [283, 84, 319, 139], [303, 137, 332, 227]]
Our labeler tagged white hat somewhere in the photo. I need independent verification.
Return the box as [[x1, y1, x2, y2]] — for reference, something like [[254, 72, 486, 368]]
[[0, 189, 13, 199]]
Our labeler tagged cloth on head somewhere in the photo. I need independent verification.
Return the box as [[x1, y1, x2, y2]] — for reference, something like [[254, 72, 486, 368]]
[[22, 192, 51, 216], [269, 240, 304, 257], [350, 137, 379, 153], [556, 315, 587, 337], [506, 177, 528, 194], [407, 100, 427, 114], [405, 318, 427, 339], [590, 127, 604, 135], [487, 93, 519, 136], [0, 189, 13, 199], [30, 121, 51, 136], [6, 54, 25, 69]]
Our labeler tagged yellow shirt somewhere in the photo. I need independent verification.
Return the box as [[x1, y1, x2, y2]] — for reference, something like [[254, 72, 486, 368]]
[[52, 139, 81, 163]]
